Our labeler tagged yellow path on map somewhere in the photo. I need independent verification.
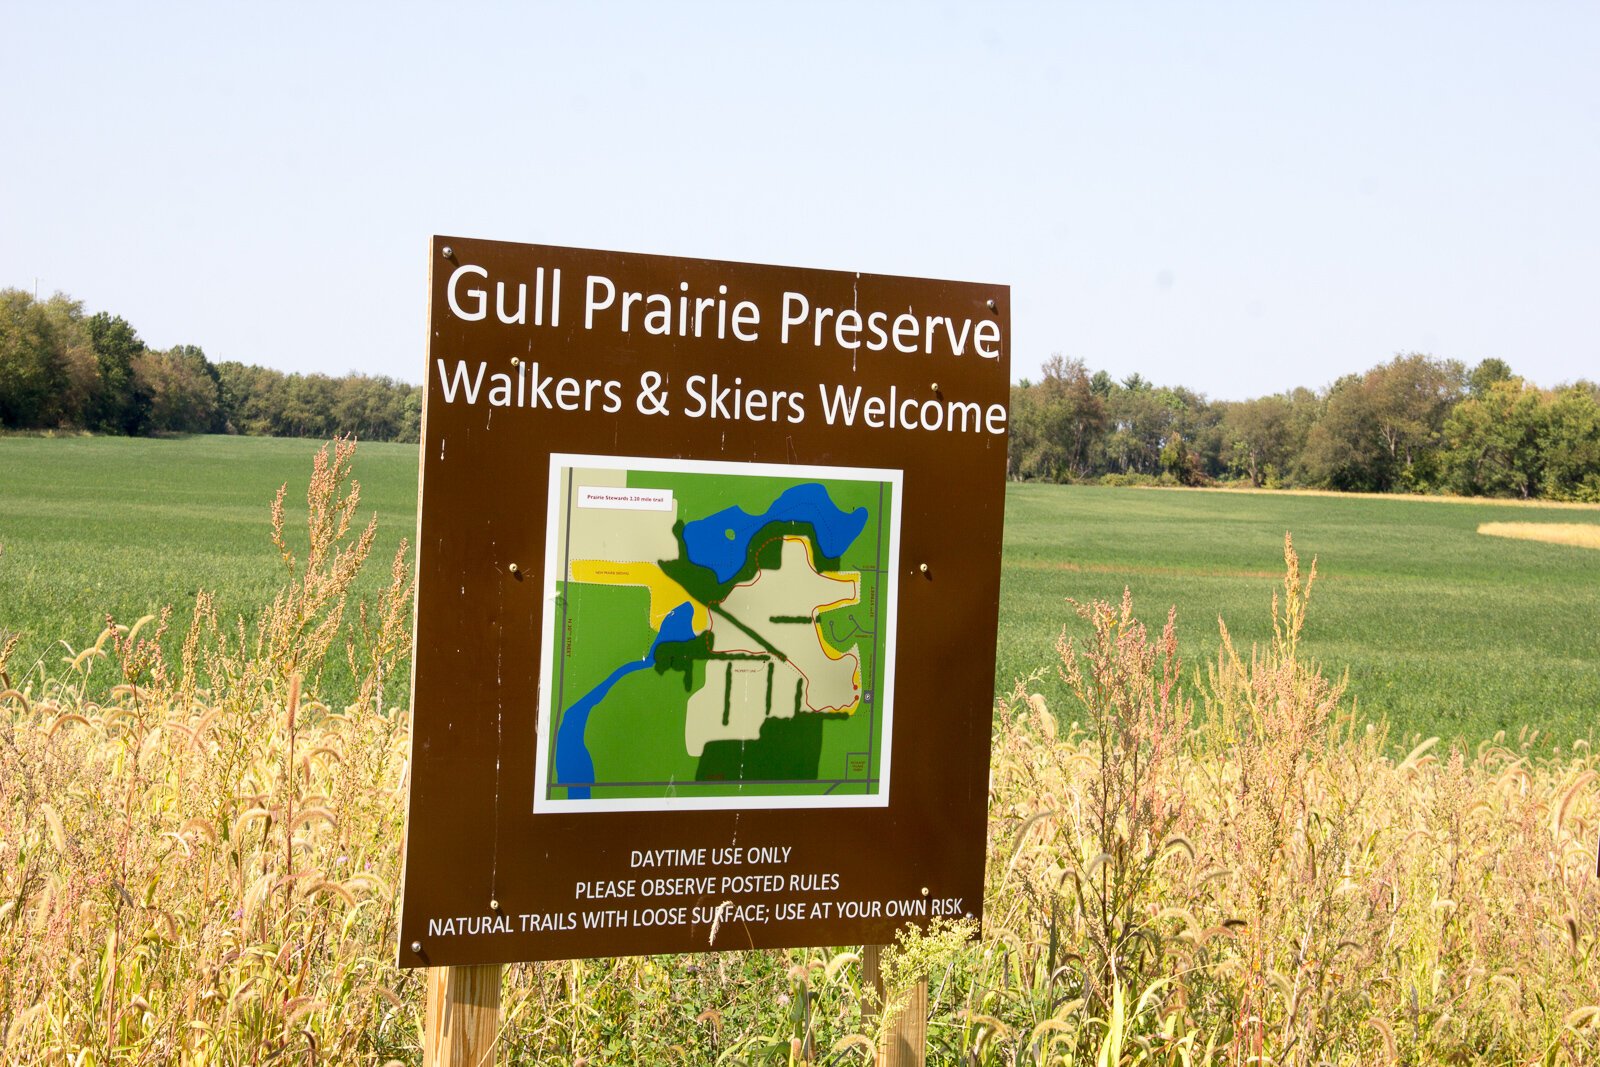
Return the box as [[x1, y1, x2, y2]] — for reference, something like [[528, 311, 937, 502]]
[[568, 560, 711, 633], [793, 537, 864, 687]]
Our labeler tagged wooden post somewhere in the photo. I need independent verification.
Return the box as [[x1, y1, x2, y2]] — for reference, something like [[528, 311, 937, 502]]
[[423, 964, 501, 1066], [862, 944, 927, 1067]]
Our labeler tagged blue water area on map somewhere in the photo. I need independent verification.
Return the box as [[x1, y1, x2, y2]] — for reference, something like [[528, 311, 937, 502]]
[[555, 600, 699, 800], [682, 482, 869, 583]]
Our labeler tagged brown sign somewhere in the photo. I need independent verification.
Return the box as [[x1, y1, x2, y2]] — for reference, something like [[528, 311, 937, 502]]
[[398, 236, 1009, 966]]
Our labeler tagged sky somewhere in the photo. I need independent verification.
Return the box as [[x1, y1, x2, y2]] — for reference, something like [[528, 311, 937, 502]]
[[3, 2, 1596, 400]]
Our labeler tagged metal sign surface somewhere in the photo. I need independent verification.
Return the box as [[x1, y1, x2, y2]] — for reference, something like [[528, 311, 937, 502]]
[[398, 236, 1009, 966]]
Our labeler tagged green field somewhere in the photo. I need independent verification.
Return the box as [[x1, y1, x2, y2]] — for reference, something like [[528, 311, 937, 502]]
[[2, 436, 1597, 746], [0, 436, 419, 702], [1001, 484, 1600, 748]]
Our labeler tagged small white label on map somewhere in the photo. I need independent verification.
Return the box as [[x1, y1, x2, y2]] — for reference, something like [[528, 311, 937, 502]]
[[577, 486, 674, 511]]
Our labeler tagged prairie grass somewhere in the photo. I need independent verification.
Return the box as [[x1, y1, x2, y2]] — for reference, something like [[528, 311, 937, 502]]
[[1478, 521, 1600, 551], [2, 444, 1599, 1064]]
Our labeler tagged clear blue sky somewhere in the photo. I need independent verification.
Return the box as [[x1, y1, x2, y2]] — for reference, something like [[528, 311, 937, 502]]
[[4, 2, 1596, 399]]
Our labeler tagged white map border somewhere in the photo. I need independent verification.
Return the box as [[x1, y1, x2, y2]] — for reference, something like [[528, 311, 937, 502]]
[[533, 452, 902, 814]]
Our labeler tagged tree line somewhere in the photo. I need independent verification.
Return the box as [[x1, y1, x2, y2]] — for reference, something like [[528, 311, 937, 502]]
[[1011, 353, 1600, 501], [0, 289, 420, 442], [4, 287, 1597, 500]]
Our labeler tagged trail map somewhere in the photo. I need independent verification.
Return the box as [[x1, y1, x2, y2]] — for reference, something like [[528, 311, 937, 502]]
[[535, 454, 900, 812]]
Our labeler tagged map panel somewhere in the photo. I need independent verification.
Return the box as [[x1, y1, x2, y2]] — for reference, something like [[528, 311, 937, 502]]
[[535, 454, 901, 813]]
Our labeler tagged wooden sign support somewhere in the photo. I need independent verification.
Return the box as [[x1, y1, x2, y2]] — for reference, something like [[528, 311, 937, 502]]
[[862, 945, 927, 1066], [423, 965, 500, 1066]]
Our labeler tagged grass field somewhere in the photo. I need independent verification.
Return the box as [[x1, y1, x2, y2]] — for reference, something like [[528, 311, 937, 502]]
[[0, 435, 419, 702], [1001, 483, 1600, 748], [2, 435, 1597, 745]]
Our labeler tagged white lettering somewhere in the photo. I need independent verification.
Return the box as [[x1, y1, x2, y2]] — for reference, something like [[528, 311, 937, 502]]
[[585, 275, 615, 330], [495, 282, 527, 325], [975, 319, 1001, 357], [435, 360, 486, 404], [780, 291, 809, 344], [446, 264, 489, 321]]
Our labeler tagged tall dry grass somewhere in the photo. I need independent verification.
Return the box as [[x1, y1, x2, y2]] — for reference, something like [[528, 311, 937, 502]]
[[1478, 522, 1600, 551], [977, 539, 1600, 1064], [2, 444, 1597, 1064], [1, 440, 416, 1064]]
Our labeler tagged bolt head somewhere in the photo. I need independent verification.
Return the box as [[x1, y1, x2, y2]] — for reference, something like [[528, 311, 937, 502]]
[[442, 246, 454, 259], [410, 941, 421, 954]]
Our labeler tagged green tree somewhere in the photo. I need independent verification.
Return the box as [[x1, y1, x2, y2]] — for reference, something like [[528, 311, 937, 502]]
[[1538, 386, 1600, 501], [1300, 356, 1462, 491], [0, 289, 85, 428], [86, 312, 149, 433], [1007, 380, 1045, 479], [1008, 356, 1106, 480], [1221, 395, 1294, 487], [1300, 374, 1386, 490], [1166, 386, 1222, 479], [39, 296, 98, 428], [1104, 383, 1185, 476], [1367, 353, 1464, 489], [6, 288, 432, 441], [214, 360, 285, 435], [1103, 388, 1148, 475], [1439, 379, 1545, 497], [1040, 356, 1107, 479], [399, 388, 422, 443], [327, 373, 416, 441], [1160, 430, 1201, 485], [279, 374, 337, 437], [136, 345, 220, 434], [1468, 357, 1515, 397]]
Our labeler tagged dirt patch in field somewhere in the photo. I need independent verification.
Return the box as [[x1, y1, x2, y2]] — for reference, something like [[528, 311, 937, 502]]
[[1477, 522, 1600, 550]]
